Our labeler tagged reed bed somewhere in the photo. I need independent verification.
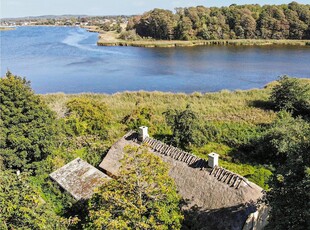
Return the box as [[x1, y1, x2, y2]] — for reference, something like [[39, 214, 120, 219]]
[[97, 39, 310, 48]]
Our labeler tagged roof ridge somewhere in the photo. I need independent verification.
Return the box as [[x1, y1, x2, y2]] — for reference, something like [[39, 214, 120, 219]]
[[140, 136, 250, 189]]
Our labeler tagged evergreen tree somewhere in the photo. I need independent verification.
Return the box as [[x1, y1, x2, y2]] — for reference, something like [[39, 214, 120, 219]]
[[164, 105, 198, 149], [270, 76, 310, 117], [0, 72, 56, 170]]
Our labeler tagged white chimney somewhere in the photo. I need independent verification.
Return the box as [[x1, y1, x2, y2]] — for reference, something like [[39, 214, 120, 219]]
[[208, 152, 219, 168], [138, 126, 149, 141]]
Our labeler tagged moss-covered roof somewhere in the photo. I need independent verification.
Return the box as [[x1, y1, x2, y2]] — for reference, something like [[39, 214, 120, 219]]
[[50, 158, 111, 200], [99, 131, 265, 229]]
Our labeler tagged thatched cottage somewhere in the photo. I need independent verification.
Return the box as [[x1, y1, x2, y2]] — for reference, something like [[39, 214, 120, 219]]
[[50, 126, 268, 229], [99, 127, 268, 230]]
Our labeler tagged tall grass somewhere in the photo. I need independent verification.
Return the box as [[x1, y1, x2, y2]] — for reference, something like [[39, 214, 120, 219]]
[[43, 88, 276, 124], [42, 88, 278, 188], [98, 39, 310, 47]]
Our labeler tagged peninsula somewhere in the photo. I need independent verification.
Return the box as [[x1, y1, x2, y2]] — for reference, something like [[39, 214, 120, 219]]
[[96, 2, 310, 47]]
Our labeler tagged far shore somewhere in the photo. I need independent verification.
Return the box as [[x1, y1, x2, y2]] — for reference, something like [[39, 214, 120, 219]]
[[0, 27, 16, 31], [2, 25, 310, 47], [93, 27, 310, 48], [98, 37, 310, 48]]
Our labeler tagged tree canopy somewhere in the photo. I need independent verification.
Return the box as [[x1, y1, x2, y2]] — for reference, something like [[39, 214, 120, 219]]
[[135, 9, 176, 40], [248, 111, 310, 165], [0, 170, 74, 230], [128, 2, 310, 40], [122, 105, 154, 131], [270, 75, 310, 118], [84, 145, 183, 229], [65, 97, 111, 138], [266, 130, 310, 229], [0, 72, 56, 170], [164, 105, 199, 149]]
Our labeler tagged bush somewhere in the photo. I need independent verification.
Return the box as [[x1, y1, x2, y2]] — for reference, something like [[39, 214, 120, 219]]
[[66, 97, 111, 138], [270, 76, 310, 117], [0, 170, 74, 229], [118, 30, 141, 41], [266, 132, 310, 229], [164, 105, 199, 149], [246, 111, 310, 165], [122, 106, 154, 130]]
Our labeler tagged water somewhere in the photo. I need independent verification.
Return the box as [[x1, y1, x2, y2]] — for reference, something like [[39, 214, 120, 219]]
[[1, 26, 309, 94]]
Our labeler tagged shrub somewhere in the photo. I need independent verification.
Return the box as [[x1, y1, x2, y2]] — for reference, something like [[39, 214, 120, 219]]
[[270, 76, 310, 116], [118, 30, 141, 41], [66, 97, 111, 138]]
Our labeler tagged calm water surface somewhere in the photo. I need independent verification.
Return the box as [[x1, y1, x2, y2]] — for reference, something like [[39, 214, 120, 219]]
[[1, 26, 309, 94]]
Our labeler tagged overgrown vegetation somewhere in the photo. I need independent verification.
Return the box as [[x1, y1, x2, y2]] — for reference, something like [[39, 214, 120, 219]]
[[118, 30, 142, 41], [83, 146, 183, 229], [0, 72, 56, 170], [127, 2, 310, 40], [266, 136, 310, 230], [1, 72, 309, 229], [270, 75, 310, 118], [0, 170, 76, 229], [164, 105, 198, 149]]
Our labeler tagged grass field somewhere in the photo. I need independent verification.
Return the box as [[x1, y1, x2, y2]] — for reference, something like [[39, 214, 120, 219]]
[[41, 77, 310, 190], [42, 87, 276, 126]]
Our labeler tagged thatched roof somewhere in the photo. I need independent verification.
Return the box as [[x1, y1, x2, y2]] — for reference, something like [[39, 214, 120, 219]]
[[50, 158, 111, 200], [99, 131, 266, 229]]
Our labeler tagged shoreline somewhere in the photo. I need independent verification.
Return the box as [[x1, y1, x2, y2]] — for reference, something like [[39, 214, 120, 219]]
[[95, 27, 310, 48], [2, 25, 309, 47], [38, 78, 310, 96], [97, 38, 310, 48], [0, 27, 16, 31]]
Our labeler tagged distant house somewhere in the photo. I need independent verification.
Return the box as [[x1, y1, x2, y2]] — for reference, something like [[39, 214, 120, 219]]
[[64, 21, 72, 26], [50, 158, 110, 201]]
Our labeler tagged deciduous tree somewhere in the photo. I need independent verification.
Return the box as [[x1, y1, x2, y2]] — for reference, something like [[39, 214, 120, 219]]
[[266, 134, 310, 229], [66, 97, 111, 138], [249, 111, 310, 165], [84, 145, 183, 229], [0, 170, 74, 229]]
